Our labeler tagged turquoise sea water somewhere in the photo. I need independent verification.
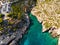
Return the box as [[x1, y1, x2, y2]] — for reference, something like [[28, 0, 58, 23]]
[[19, 13, 58, 45]]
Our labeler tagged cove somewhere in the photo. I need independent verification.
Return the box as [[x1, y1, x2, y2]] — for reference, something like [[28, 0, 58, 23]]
[[18, 13, 58, 45]]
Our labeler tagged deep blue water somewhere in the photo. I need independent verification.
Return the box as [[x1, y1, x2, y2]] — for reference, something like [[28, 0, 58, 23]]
[[19, 13, 58, 45]]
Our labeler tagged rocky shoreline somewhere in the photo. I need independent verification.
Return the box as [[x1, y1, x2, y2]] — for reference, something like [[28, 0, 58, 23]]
[[31, 0, 60, 37], [0, 13, 30, 45], [31, 0, 60, 45], [31, 7, 60, 37], [0, 0, 37, 45]]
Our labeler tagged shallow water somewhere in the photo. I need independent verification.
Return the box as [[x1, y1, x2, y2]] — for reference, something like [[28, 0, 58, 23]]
[[18, 13, 58, 45]]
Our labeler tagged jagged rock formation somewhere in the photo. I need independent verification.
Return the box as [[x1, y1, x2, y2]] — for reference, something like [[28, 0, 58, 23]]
[[31, 0, 60, 37]]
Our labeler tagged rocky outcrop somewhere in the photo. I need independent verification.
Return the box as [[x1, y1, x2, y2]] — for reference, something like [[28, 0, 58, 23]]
[[9, 13, 30, 45], [31, 0, 60, 37], [0, 13, 30, 45]]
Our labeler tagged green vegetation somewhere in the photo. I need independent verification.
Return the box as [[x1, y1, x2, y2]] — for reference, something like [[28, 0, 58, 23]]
[[8, 0, 23, 20], [44, 22, 52, 28], [45, 0, 52, 3], [0, 27, 3, 31], [0, 14, 3, 24], [8, 5, 22, 19], [13, 28, 17, 31], [0, 14, 3, 18], [55, 10, 60, 14], [0, 18, 3, 23], [8, 21, 15, 25], [0, 0, 33, 35]]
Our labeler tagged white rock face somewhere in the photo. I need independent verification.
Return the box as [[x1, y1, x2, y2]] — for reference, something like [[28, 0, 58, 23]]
[[0, 0, 12, 20], [0, 0, 11, 14]]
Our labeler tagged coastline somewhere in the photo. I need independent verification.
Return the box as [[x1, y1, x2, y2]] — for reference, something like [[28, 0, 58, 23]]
[[31, 1, 60, 44], [31, 7, 60, 37], [0, 13, 30, 45], [19, 13, 58, 45]]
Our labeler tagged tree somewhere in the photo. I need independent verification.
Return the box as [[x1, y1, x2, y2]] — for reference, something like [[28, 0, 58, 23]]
[[7, 12, 13, 17], [0, 18, 3, 23], [0, 14, 4, 18], [18, 12, 21, 19], [0, 27, 3, 31]]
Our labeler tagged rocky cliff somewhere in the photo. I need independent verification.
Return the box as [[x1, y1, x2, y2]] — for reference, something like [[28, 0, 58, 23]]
[[31, 0, 60, 37]]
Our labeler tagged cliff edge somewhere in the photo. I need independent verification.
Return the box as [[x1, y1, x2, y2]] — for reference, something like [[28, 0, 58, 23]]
[[31, 0, 60, 37]]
